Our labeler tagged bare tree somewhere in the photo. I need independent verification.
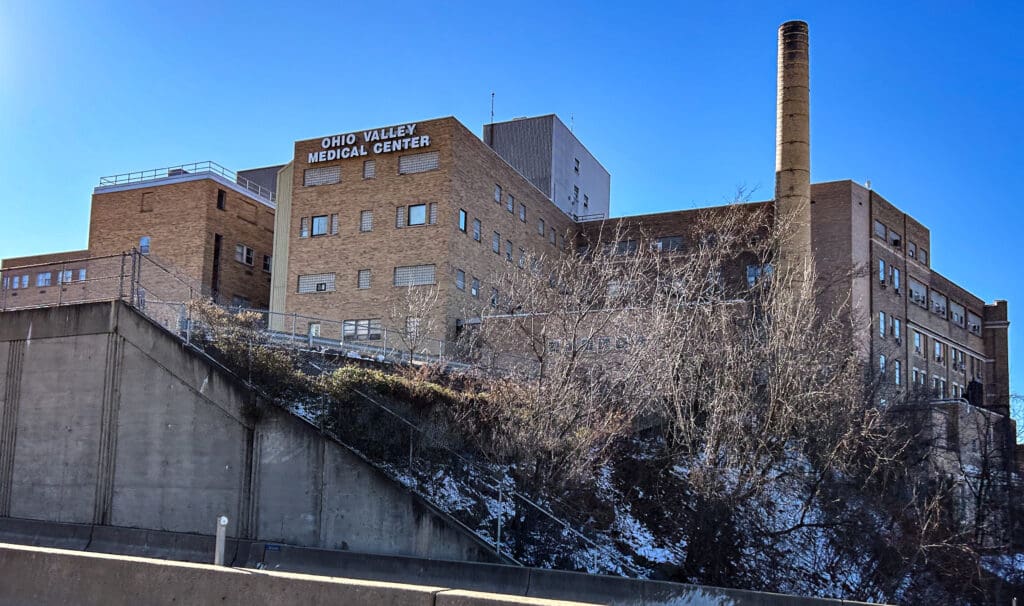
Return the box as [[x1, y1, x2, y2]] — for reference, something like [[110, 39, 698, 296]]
[[390, 283, 443, 363]]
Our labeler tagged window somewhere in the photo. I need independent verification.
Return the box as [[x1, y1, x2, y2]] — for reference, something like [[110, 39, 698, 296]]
[[573, 185, 579, 206], [550, 227, 556, 245], [492, 232, 501, 254], [894, 360, 902, 386], [950, 302, 965, 327], [300, 217, 310, 238], [343, 319, 382, 341], [405, 317, 421, 338], [878, 259, 886, 285], [909, 278, 927, 307], [908, 241, 916, 259], [455, 269, 465, 290], [230, 295, 250, 308], [139, 236, 151, 255], [57, 270, 72, 284], [308, 323, 321, 338], [583, 194, 589, 209], [360, 210, 373, 232], [235, 244, 254, 265], [874, 220, 886, 239], [36, 272, 52, 287], [574, 158, 580, 174], [919, 248, 928, 265], [77, 269, 86, 281], [331, 213, 339, 235], [263, 255, 272, 272], [394, 264, 436, 286], [398, 151, 439, 174], [934, 340, 945, 363], [656, 236, 683, 252], [363, 159, 376, 179], [357, 269, 371, 289], [893, 318, 902, 341], [490, 288, 499, 307], [914, 331, 923, 354], [312, 215, 329, 236], [297, 273, 336, 293], [216, 189, 226, 210], [891, 267, 900, 292], [507, 194, 514, 213], [304, 165, 341, 186], [967, 311, 982, 335], [538, 218, 545, 236], [930, 291, 947, 318], [18, 275, 27, 289], [889, 230, 901, 248], [879, 311, 887, 338], [519, 203, 526, 222], [471, 278, 480, 298], [407, 204, 427, 226], [494, 185, 502, 203], [879, 354, 886, 376], [518, 247, 526, 268], [458, 209, 467, 232], [472, 219, 481, 242], [615, 240, 639, 256], [505, 240, 513, 261]]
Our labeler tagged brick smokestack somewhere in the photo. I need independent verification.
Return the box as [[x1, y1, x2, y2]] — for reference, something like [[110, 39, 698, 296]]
[[775, 20, 811, 269]]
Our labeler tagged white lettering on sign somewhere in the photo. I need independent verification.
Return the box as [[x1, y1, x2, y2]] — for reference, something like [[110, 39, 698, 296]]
[[309, 123, 429, 163]]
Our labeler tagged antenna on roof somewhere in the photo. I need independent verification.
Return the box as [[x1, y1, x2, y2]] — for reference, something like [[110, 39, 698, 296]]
[[570, 113, 575, 132], [490, 92, 495, 124]]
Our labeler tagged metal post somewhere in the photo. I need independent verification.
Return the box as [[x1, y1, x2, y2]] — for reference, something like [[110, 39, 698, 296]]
[[496, 481, 502, 557], [383, 328, 388, 360], [291, 313, 297, 348], [57, 262, 65, 307], [118, 252, 127, 301], [214, 515, 228, 566]]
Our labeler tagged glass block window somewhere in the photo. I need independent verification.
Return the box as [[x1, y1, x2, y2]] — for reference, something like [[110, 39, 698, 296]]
[[357, 269, 371, 289], [363, 160, 376, 179], [396, 206, 406, 228], [343, 319, 382, 340], [398, 151, 439, 174], [304, 166, 341, 186], [394, 264, 436, 286], [360, 210, 373, 232], [298, 272, 336, 293], [472, 219, 481, 241], [330, 213, 339, 235], [429, 202, 438, 225], [492, 232, 500, 254], [455, 269, 465, 290]]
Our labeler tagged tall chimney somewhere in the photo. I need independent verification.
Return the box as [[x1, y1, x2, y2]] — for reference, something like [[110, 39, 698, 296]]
[[775, 20, 811, 271]]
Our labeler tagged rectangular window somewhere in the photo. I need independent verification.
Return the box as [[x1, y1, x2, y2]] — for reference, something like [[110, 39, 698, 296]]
[[908, 278, 927, 307], [407, 204, 427, 226], [494, 184, 502, 203], [505, 240, 513, 262], [574, 158, 580, 173], [139, 236, 151, 255], [77, 269, 87, 281], [950, 301, 965, 327], [507, 194, 514, 213], [519, 203, 526, 222], [19, 275, 27, 289], [874, 220, 887, 239], [583, 194, 589, 208], [455, 269, 465, 290], [216, 189, 226, 210], [297, 273, 336, 293], [429, 202, 437, 224], [300, 217, 310, 238], [304, 165, 341, 186], [308, 322, 321, 338], [471, 278, 480, 298], [393, 264, 436, 286], [914, 330, 923, 354], [490, 288, 499, 307], [360, 210, 373, 232], [908, 241, 916, 259], [458, 209, 467, 232], [879, 311, 886, 338], [398, 151, 439, 174], [889, 230, 901, 248], [538, 218, 545, 236], [330, 213, 339, 235], [472, 219, 481, 242], [550, 227, 556, 245], [492, 232, 501, 254], [879, 354, 886, 376], [263, 255, 272, 272], [967, 311, 982, 335], [934, 340, 944, 363], [919, 248, 928, 265], [878, 259, 886, 285], [36, 272, 52, 287], [893, 318, 901, 341], [930, 291, 947, 318], [616, 240, 639, 256], [357, 269, 371, 289], [518, 248, 526, 268], [235, 244, 254, 265], [890, 267, 901, 292], [230, 295, 250, 308], [56, 270, 72, 284], [656, 236, 684, 252], [343, 319, 382, 341], [894, 360, 902, 386], [573, 185, 580, 205], [312, 215, 329, 236], [363, 159, 376, 179]]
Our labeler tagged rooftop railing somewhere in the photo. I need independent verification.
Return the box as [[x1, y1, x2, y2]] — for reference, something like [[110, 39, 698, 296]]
[[97, 161, 276, 204]]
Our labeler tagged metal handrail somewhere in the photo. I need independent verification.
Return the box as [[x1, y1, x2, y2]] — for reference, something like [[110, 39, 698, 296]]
[[97, 161, 276, 204]]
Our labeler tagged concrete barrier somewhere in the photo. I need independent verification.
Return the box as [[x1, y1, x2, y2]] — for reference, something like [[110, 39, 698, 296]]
[[0, 543, 597, 606]]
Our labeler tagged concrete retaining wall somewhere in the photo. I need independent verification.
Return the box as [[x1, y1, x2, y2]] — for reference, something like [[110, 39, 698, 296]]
[[0, 542, 592, 606], [0, 302, 498, 563]]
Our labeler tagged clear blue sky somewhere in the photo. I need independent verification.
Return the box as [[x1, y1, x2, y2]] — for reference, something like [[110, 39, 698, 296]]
[[2, 1, 1022, 409]]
